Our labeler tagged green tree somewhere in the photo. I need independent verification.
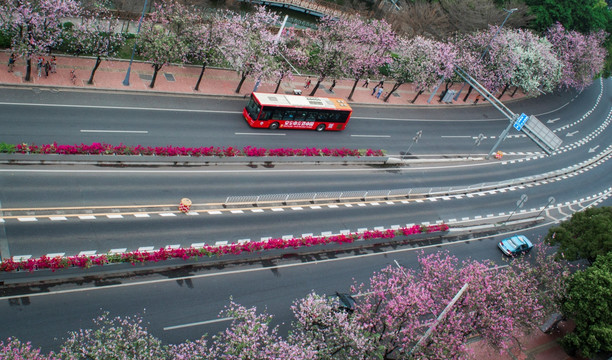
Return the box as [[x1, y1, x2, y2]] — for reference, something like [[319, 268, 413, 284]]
[[525, 0, 610, 33], [545, 206, 612, 264], [560, 252, 612, 358]]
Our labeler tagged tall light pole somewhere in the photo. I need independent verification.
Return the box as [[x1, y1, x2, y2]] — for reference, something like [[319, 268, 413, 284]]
[[253, 15, 289, 93], [123, 0, 148, 86], [450, 7, 518, 101]]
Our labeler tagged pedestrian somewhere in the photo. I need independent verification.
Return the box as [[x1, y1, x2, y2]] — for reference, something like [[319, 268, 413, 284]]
[[50, 56, 56, 73], [44, 60, 50, 77], [304, 77, 311, 89], [376, 86, 384, 99], [362, 78, 370, 88], [371, 84, 378, 96], [37, 57, 43, 77], [8, 53, 15, 73], [329, 79, 336, 92], [376, 76, 385, 88]]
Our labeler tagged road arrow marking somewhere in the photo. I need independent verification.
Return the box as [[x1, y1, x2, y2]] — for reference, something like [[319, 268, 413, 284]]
[[566, 131, 579, 137], [547, 118, 560, 124], [588, 145, 600, 153]]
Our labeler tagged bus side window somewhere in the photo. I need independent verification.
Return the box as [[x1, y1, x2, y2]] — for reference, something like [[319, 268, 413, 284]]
[[305, 111, 317, 122], [271, 109, 284, 120], [327, 113, 340, 123], [295, 111, 308, 121], [259, 108, 272, 120], [317, 111, 330, 122], [283, 110, 296, 121]]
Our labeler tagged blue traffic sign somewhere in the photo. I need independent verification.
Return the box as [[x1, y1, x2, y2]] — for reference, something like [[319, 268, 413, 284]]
[[513, 113, 529, 131]]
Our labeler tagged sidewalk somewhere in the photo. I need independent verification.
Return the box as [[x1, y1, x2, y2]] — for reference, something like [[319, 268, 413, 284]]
[[0, 51, 525, 106], [468, 321, 580, 360]]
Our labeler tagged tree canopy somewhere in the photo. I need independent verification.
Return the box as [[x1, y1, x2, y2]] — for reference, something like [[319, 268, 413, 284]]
[[545, 206, 612, 264], [560, 252, 612, 358]]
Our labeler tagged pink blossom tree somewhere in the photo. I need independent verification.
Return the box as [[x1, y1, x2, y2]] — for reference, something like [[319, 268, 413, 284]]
[[300, 16, 355, 96], [138, 0, 194, 88], [546, 22, 607, 90], [454, 26, 518, 102], [503, 28, 562, 96], [58, 312, 168, 359], [188, 10, 229, 91], [206, 301, 312, 359], [0, 0, 80, 81], [287, 292, 376, 358], [68, 1, 126, 85], [220, 6, 281, 94], [0, 337, 58, 359], [384, 36, 456, 103], [343, 16, 397, 100], [349, 248, 569, 359]]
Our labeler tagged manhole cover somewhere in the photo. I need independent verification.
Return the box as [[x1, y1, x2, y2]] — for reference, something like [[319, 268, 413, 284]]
[[138, 73, 152, 81], [163, 73, 175, 82]]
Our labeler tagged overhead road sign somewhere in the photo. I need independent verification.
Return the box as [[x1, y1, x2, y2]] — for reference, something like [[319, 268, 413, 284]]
[[521, 115, 563, 155], [513, 113, 528, 131]]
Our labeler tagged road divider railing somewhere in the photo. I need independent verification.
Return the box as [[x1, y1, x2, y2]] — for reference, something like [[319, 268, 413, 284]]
[[223, 144, 612, 207]]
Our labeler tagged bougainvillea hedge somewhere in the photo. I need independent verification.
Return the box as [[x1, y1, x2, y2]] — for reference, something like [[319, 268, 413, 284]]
[[0, 224, 449, 272], [0, 142, 386, 157]]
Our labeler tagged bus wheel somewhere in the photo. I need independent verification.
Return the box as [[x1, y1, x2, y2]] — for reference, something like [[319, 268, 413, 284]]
[[269, 122, 280, 130], [316, 124, 325, 132]]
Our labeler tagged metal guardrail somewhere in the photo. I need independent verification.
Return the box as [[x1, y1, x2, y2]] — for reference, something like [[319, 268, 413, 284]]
[[224, 146, 612, 206]]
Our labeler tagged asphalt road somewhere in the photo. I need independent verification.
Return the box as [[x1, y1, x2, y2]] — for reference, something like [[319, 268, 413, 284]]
[[0, 78, 610, 353], [0, 82, 593, 154], [0, 225, 552, 353]]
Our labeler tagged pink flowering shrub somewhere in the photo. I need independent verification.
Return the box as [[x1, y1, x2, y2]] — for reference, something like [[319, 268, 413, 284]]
[[0, 224, 448, 272], [6, 143, 386, 157]]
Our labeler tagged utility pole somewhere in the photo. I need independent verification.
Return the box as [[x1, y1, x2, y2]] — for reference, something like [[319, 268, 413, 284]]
[[123, 0, 148, 86]]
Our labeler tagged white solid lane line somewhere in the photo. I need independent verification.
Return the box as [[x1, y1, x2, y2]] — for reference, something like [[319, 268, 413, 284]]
[[234, 132, 286, 136], [163, 317, 234, 331], [80, 129, 148, 134]]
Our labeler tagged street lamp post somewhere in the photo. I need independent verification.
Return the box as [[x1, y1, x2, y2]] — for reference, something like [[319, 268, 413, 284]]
[[123, 0, 148, 86], [404, 130, 422, 157], [450, 7, 518, 102]]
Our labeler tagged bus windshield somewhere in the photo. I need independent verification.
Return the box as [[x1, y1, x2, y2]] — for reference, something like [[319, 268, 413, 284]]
[[245, 98, 261, 120]]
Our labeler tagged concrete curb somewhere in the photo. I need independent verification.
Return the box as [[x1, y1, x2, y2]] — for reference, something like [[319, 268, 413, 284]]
[[0, 154, 480, 166]]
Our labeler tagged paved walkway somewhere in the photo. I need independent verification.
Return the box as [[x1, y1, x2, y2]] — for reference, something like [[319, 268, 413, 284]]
[[0, 51, 577, 360], [0, 51, 525, 106]]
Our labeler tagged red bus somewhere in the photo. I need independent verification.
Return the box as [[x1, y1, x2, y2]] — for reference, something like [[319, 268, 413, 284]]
[[243, 92, 353, 131]]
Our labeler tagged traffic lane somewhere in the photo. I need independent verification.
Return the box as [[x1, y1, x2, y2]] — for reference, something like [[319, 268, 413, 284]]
[[0, 83, 599, 153], [0, 228, 548, 353], [1, 136, 607, 210], [6, 160, 609, 258], [0, 87, 244, 113], [350, 85, 582, 123], [0, 82, 582, 125]]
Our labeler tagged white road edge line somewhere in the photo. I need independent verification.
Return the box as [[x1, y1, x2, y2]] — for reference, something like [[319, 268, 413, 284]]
[[0, 102, 242, 114]]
